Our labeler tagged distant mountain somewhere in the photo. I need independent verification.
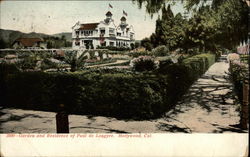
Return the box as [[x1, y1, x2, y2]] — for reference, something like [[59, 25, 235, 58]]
[[0, 29, 72, 46], [53, 32, 72, 42]]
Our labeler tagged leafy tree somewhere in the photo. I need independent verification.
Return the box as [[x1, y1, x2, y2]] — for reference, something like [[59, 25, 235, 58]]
[[132, 0, 167, 16], [141, 37, 153, 51], [213, 0, 249, 50], [181, 6, 216, 53], [150, 5, 187, 50], [133, 0, 249, 53], [65, 41, 72, 48], [46, 41, 53, 49], [135, 41, 140, 48], [61, 35, 66, 40]]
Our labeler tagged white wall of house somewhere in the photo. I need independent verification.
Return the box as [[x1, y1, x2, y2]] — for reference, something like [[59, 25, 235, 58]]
[[72, 12, 135, 50]]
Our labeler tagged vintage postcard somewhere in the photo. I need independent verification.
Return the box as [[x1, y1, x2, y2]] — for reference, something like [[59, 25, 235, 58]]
[[0, 0, 249, 156]]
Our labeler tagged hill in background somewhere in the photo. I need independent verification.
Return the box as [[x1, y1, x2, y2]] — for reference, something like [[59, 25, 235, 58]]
[[0, 29, 72, 49], [53, 32, 72, 42]]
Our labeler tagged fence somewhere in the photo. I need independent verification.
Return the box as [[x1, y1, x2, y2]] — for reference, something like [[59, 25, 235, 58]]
[[240, 80, 249, 129]]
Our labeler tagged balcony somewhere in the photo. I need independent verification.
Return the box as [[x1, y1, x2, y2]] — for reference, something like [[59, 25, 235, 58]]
[[109, 33, 115, 37], [116, 36, 130, 40]]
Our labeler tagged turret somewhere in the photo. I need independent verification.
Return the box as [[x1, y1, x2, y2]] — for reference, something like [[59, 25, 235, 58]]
[[120, 16, 126, 25], [120, 16, 128, 29], [104, 11, 113, 23]]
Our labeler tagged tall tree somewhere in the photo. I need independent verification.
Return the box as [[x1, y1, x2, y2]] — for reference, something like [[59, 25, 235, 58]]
[[151, 4, 187, 50], [134, 0, 249, 52]]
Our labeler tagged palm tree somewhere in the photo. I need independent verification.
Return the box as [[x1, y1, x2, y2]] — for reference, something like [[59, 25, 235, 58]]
[[64, 50, 88, 72]]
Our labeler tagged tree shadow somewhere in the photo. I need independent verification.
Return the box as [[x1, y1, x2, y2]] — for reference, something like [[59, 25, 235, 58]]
[[175, 74, 235, 114], [0, 111, 44, 123], [156, 122, 191, 133], [70, 126, 130, 133], [211, 124, 248, 133]]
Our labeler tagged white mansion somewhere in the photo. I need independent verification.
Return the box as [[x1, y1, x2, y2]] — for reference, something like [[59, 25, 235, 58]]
[[72, 11, 135, 49]]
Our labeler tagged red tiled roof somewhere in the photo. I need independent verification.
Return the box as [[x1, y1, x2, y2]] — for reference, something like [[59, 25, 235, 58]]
[[79, 23, 99, 30], [15, 38, 43, 47]]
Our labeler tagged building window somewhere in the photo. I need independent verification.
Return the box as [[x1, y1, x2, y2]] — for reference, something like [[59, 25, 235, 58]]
[[109, 28, 114, 34], [84, 31, 88, 36], [75, 30, 79, 36], [110, 42, 114, 46], [75, 41, 80, 46], [130, 33, 134, 39], [100, 29, 105, 35], [117, 33, 121, 36]]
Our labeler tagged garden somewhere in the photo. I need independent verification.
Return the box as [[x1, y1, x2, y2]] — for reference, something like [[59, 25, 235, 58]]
[[0, 46, 216, 119]]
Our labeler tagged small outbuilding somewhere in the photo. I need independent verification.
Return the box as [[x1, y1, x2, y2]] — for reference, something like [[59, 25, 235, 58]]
[[12, 38, 47, 49]]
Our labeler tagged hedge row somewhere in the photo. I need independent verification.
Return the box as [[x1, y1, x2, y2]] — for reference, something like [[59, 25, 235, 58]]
[[0, 53, 215, 119]]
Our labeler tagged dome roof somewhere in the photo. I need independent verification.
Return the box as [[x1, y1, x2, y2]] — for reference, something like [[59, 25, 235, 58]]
[[106, 11, 112, 16], [120, 16, 126, 21]]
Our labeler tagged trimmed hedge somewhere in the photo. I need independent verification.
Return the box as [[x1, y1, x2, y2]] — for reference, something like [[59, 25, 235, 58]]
[[2, 72, 168, 119], [0, 53, 215, 119], [96, 46, 130, 51]]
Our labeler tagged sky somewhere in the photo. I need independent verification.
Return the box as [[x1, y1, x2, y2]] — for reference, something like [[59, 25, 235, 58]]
[[0, 1, 185, 40]]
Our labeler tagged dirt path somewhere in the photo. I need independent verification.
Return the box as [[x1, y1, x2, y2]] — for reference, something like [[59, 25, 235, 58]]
[[0, 57, 247, 133], [86, 60, 128, 68]]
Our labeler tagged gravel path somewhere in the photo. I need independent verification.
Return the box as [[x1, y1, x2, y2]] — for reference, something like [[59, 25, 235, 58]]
[[0, 57, 247, 133]]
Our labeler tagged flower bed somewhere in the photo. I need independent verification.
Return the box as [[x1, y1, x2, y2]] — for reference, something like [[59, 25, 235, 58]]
[[228, 54, 249, 105]]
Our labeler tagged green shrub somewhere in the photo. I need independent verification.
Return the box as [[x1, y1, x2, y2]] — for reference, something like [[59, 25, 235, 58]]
[[152, 45, 169, 56], [0, 63, 20, 105], [157, 53, 216, 102], [64, 50, 87, 72], [40, 58, 60, 71], [16, 56, 38, 71], [228, 59, 249, 105], [131, 56, 158, 72], [181, 53, 215, 79]]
